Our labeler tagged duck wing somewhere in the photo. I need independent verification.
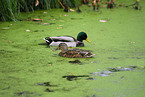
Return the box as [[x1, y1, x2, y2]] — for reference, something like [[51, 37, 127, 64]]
[[71, 49, 95, 58], [50, 36, 77, 42], [59, 49, 95, 58]]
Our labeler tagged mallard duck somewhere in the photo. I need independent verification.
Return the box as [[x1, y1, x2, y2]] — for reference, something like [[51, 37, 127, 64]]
[[43, 32, 90, 47], [57, 43, 95, 58]]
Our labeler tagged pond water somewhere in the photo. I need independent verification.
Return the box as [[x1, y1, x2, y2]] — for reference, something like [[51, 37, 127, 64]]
[[0, 1, 145, 97]]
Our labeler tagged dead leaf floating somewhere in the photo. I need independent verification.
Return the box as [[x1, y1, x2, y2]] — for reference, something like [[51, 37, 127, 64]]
[[26, 30, 30, 32], [42, 23, 55, 25], [59, 25, 63, 26], [56, 27, 62, 29], [99, 20, 107, 22], [50, 19, 56, 20], [64, 14, 69, 16], [27, 19, 43, 22], [33, 19, 43, 22], [129, 42, 136, 43], [42, 23, 52, 25], [8, 41, 14, 43], [2, 27, 9, 30]]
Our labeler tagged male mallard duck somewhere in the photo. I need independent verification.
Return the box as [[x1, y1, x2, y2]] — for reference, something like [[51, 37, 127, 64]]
[[43, 32, 90, 47], [57, 43, 95, 58]]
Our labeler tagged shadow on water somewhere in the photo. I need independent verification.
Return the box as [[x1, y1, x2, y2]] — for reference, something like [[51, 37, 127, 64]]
[[37, 82, 57, 87], [37, 82, 57, 93], [15, 91, 41, 97], [62, 75, 89, 81], [38, 43, 48, 46], [68, 60, 82, 65], [0, 50, 14, 54]]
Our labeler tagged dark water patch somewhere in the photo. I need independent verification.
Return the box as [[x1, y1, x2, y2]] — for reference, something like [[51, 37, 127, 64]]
[[38, 42, 48, 46], [91, 66, 138, 77], [0, 50, 14, 54], [1, 69, 22, 73], [37, 82, 57, 93], [69, 60, 82, 65], [57, 59, 66, 62], [62, 87, 71, 91], [1, 86, 10, 90], [37, 82, 57, 87], [52, 54, 58, 57], [108, 66, 137, 72], [34, 30, 39, 32], [15, 91, 41, 96], [12, 45, 24, 49], [70, 18, 83, 20], [33, 29, 45, 32], [62, 75, 89, 81], [91, 70, 113, 77], [86, 77, 97, 80], [120, 76, 125, 79], [85, 94, 97, 97], [45, 88, 54, 92], [41, 23, 56, 25], [129, 65, 138, 69], [127, 57, 142, 59], [107, 57, 119, 59]]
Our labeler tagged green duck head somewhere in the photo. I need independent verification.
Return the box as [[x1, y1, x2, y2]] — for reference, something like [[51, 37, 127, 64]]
[[77, 32, 90, 42], [58, 43, 68, 52]]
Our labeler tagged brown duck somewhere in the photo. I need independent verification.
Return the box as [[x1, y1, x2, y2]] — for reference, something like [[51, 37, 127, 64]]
[[57, 43, 95, 58]]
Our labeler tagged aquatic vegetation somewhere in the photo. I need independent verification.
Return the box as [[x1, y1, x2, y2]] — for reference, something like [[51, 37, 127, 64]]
[[0, 0, 81, 21]]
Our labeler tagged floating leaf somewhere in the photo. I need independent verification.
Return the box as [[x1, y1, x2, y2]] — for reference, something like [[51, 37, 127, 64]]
[[42, 23, 55, 25], [42, 23, 49, 25], [99, 20, 107, 22], [56, 27, 62, 29], [64, 14, 69, 16], [50, 19, 56, 20], [27, 19, 43, 22], [129, 42, 136, 43], [59, 20, 65, 22], [8, 41, 14, 43], [26, 30, 30, 32], [59, 25, 63, 26], [2, 27, 9, 30]]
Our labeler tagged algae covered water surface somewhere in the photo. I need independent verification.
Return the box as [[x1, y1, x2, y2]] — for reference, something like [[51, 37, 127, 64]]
[[0, 0, 145, 97]]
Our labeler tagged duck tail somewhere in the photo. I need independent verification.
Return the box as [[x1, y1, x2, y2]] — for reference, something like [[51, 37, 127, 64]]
[[43, 37, 52, 45]]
